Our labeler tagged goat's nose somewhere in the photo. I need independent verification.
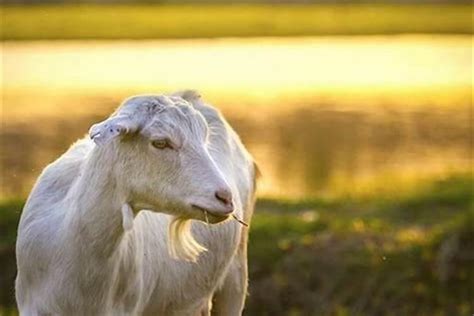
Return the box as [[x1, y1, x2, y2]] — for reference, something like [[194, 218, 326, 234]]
[[215, 188, 233, 206]]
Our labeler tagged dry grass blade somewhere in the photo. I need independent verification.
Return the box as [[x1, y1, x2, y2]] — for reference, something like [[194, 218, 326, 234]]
[[232, 214, 248, 227]]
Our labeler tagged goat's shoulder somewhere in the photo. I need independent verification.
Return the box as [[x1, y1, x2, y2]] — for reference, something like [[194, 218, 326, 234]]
[[24, 138, 92, 215], [17, 139, 93, 274]]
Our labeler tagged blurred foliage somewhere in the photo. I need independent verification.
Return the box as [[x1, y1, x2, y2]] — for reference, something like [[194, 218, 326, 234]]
[[247, 173, 473, 315], [2, 4, 472, 41], [0, 172, 472, 314]]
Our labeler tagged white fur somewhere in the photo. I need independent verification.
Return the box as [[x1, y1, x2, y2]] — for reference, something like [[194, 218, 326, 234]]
[[15, 91, 257, 315], [122, 203, 135, 232]]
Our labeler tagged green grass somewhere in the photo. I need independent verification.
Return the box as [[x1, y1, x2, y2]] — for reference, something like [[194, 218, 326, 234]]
[[247, 173, 473, 315], [0, 173, 472, 315], [2, 4, 472, 41]]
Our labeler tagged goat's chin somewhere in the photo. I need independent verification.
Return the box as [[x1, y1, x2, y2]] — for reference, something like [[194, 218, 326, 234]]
[[131, 201, 230, 224], [190, 205, 231, 224], [201, 213, 230, 224]]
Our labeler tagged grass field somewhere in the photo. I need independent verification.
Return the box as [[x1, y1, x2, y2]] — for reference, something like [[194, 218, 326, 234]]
[[1, 172, 472, 315], [2, 4, 472, 41]]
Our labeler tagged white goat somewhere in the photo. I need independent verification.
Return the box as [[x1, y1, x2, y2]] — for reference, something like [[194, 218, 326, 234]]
[[15, 91, 258, 315]]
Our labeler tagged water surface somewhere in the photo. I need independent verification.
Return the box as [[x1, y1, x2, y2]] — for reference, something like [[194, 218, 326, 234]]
[[2, 36, 471, 198]]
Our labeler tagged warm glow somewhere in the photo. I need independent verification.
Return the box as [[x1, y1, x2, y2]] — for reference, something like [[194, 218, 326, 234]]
[[2, 36, 472, 96], [1, 36, 472, 198]]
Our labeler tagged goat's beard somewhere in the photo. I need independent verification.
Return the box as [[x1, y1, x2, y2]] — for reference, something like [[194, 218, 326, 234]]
[[168, 216, 207, 262]]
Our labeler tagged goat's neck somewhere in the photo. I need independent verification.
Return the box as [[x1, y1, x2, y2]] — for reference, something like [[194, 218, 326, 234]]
[[67, 146, 127, 258]]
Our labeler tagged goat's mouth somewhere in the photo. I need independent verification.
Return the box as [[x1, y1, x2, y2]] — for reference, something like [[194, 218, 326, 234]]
[[191, 204, 232, 224]]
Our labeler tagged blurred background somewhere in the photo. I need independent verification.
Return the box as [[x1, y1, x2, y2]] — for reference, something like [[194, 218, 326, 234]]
[[1, 0, 472, 315]]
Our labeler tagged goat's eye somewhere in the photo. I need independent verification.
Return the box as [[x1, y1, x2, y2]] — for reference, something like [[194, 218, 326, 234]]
[[151, 139, 170, 150]]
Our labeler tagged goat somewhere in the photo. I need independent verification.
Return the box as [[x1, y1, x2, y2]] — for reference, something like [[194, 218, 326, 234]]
[[15, 90, 258, 315]]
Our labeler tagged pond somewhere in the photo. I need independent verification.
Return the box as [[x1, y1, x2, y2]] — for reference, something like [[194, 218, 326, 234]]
[[2, 36, 472, 198]]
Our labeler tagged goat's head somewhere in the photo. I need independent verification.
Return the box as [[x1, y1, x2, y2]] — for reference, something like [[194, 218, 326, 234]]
[[89, 94, 234, 226]]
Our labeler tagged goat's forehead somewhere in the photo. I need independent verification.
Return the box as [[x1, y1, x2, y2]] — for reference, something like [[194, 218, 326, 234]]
[[151, 107, 208, 137], [119, 94, 207, 135], [120, 95, 179, 116]]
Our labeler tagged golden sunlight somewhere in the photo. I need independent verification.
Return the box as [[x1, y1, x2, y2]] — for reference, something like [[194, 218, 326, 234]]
[[3, 36, 471, 96]]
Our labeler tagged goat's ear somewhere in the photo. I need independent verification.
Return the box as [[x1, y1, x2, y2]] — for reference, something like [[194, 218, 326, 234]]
[[89, 116, 138, 146], [171, 90, 202, 106]]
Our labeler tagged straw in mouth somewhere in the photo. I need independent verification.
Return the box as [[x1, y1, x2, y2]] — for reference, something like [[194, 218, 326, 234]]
[[201, 209, 248, 227], [232, 213, 249, 227]]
